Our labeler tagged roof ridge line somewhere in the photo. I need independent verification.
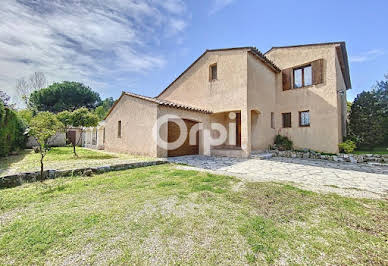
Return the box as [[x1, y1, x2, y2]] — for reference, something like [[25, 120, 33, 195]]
[[124, 91, 212, 114]]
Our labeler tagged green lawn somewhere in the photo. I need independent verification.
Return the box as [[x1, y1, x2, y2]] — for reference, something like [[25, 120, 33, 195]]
[[353, 146, 388, 155], [0, 165, 386, 265], [0, 147, 154, 177]]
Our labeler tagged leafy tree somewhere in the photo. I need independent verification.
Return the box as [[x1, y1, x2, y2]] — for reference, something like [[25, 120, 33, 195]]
[[348, 91, 384, 148], [57, 108, 98, 156], [28, 112, 63, 178], [29, 81, 101, 113], [56, 111, 73, 129], [0, 91, 26, 156], [95, 97, 115, 120], [0, 99, 4, 124], [346, 101, 352, 115], [17, 109, 34, 125], [375, 74, 388, 143]]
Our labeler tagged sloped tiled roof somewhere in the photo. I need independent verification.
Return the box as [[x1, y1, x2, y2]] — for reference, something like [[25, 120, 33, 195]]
[[104, 92, 212, 120], [124, 92, 212, 113], [248, 47, 281, 72]]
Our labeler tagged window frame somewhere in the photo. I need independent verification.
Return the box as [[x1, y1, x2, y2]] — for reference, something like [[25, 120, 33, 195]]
[[299, 110, 310, 127], [209, 63, 217, 81], [293, 64, 312, 89], [117, 120, 122, 138], [282, 112, 292, 128]]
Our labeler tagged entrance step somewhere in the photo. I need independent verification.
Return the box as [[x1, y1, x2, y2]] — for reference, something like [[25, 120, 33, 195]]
[[211, 148, 245, 158]]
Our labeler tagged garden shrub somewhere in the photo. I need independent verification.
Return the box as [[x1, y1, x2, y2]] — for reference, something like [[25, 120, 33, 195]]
[[274, 135, 293, 151], [338, 140, 356, 154], [0, 103, 27, 157]]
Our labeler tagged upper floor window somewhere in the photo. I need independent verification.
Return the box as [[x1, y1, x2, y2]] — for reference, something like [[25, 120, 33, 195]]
[[282, 112, 291, 128], [282, 59, 323, 91], [210, 63, 217, 81], [299, 111, 310, 127], [293, 65, 312, 88]]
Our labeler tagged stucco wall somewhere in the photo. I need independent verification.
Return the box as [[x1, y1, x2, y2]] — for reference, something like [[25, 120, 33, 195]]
[[335, 53, 348, 143], [158, 49, 249, 113], [104, 95, 158, 156], [266, 45, 341, 153], [26, 132, 66, 148], [247, 53, 277, 150]]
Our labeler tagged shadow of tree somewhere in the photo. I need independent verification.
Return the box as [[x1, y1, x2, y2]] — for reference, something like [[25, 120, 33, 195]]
[[0, 150, 30, 174]]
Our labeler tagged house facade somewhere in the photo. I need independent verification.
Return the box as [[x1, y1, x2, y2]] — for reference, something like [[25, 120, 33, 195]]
[[104, 42, 351, 157]]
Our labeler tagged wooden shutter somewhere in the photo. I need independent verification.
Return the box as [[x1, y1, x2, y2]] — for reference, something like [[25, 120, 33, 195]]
[[311, 59, 324, 85], [282, 68, 292, 91]]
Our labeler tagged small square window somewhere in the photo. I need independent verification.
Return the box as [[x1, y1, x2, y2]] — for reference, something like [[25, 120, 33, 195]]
[[282, 113, 291, 128], [210, 64, 217, 81], [299, 111, 310, 127]]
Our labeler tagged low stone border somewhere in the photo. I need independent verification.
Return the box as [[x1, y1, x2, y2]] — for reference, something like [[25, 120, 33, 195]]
[[0, 160, 168, 189], [269, 150, 387, 164]]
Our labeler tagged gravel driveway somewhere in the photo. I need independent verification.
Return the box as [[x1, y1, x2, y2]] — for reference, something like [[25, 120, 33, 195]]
[[169, 155, 388, 199]]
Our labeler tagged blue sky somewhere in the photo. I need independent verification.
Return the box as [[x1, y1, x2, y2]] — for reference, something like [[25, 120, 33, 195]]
[[1, 0, 387, 105]]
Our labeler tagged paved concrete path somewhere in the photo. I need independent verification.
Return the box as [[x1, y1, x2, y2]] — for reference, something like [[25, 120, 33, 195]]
[[169, 155, 388, 199]]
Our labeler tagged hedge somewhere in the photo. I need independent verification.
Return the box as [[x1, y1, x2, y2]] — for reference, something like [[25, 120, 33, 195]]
[[0, 103, 27, 156]]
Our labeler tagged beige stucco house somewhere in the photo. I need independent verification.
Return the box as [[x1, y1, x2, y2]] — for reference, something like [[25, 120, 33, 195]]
[[104, 42, 351, 158]]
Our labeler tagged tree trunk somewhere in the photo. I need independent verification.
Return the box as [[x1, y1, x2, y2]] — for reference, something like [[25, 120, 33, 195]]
[[73, 144, 78, 157], [40, 153, 44, 180], [73, 130, 84, 157]]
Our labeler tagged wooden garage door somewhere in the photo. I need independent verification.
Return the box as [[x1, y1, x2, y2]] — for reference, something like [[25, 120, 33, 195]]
[[168, 119, 199, 157]]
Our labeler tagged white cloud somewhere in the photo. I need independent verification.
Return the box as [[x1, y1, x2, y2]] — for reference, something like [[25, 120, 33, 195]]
[[0, 0, 189, 105], [349, 49, 385, 63], [209, 0, 235, 15]]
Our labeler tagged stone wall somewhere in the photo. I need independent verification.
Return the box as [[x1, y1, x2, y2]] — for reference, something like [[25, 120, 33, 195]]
[[0, 160, 167, 189], [270, 149, 387, 164]]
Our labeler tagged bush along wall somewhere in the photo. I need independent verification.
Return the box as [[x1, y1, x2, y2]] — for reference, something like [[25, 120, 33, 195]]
[[0, 104, 27, 157]]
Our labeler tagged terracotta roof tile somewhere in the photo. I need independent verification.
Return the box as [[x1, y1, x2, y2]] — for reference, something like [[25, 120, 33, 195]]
[[124, 92, 212, 114], [248, 47, 281, 72]]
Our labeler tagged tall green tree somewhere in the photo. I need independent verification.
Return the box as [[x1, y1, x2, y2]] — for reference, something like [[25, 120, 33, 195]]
[[349, 90, 384, 148], [29, 112, 63, 178], [375, 74, 388, 144], [0, 91, 26, 156], [29, 81, 101, 113], [57, 108, 98, 156], [95, 97, 115, 120]]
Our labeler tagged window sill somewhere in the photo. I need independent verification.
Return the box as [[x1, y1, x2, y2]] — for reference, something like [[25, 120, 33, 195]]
[[283, 85, 314, 91], [299, 125, 310, 127]]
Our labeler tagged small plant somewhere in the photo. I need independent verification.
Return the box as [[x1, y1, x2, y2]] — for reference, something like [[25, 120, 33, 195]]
[[338, 140, 356, 154], [274, 135, 293, 151]]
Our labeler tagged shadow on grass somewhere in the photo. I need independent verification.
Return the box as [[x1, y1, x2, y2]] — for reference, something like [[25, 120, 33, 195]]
[[0, 150, 30, 173]]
